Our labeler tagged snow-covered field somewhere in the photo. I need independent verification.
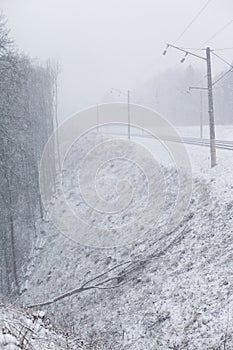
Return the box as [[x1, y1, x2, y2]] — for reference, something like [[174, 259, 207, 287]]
[[16, 125, 233, 349]]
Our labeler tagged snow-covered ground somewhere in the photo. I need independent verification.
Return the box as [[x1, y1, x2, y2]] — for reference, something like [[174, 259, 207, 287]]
[[17, 125, 233, 349], [177, 124, 233, 140], [0, 302, 69, 349], [136, 124, 233, 204]]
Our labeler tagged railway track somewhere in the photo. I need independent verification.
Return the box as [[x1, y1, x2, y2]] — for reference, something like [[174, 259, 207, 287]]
[[103, 129, 233, 151], [160, 136, 233, 151]]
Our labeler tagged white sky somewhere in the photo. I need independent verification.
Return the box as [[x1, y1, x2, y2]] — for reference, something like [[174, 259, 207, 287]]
[[1, 0, 233, 120]]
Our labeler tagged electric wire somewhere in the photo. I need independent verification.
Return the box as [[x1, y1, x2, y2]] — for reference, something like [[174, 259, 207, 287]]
[[213, 67, 233, 85], [213, 47, 233, 51], [174, 0, 213, 43], [212, 51, 233, 68], [200, 19, 233, 47]]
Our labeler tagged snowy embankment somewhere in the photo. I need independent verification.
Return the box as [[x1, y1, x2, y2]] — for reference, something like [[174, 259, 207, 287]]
[[176, 124, 233, 203], [177, 124, 233, 141], [0, 302, 69, 349], [19, 126, 233, 349]]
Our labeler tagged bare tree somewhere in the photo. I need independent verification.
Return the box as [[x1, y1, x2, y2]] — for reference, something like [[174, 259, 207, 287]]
[[0, 14, 57, 297]]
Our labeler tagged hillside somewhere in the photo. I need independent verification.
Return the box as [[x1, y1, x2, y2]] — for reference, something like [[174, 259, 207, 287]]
[[0, 302, 71, 349], [16, 129, 233, 349]]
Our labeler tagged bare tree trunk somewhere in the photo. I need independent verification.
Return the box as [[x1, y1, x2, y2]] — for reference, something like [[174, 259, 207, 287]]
[[3, 228, 11, 293], [6, 172, 19, 292]]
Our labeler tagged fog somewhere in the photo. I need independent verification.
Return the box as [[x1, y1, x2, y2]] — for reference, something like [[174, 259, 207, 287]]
[[1, 0, 233, 121], [1, 2, 233, 347]]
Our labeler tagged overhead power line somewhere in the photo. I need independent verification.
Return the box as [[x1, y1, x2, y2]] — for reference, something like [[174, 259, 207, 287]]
[[213, 47, 233, 51], [178, 23, 233, 91], [213, 67, 233, 86], [174, 0, 213, 44], [179, 47, 206, 51], [196, 20, 233, 83], [200, 19, 233, 47], [212, 51, 233, 68], [163, 44, 217, 168], [211, 52, 233, 85]]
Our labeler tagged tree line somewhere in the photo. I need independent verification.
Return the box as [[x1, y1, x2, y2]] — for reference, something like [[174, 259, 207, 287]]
[[134, 64, 233, 126], [0, 14, 58, 296]]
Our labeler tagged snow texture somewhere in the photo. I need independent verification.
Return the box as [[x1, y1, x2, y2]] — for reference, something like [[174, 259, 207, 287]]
[[0, 302, 71, 349], [18, 126, 233, 349]]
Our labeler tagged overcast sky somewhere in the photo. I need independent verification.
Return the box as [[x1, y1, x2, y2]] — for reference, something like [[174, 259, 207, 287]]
[[1, 0, 233, 121]]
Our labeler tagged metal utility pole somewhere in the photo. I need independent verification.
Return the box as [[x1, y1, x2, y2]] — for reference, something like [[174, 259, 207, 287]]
[[163, 43, 217, 168], [110, 88, 131, 140], [189, 86, 207, 139], [206, 47, 216, 167]]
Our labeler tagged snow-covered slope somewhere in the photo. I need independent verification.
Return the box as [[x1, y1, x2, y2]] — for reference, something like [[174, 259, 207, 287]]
[[0, 302, 71, 349], [19, 129, 233, 349]]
